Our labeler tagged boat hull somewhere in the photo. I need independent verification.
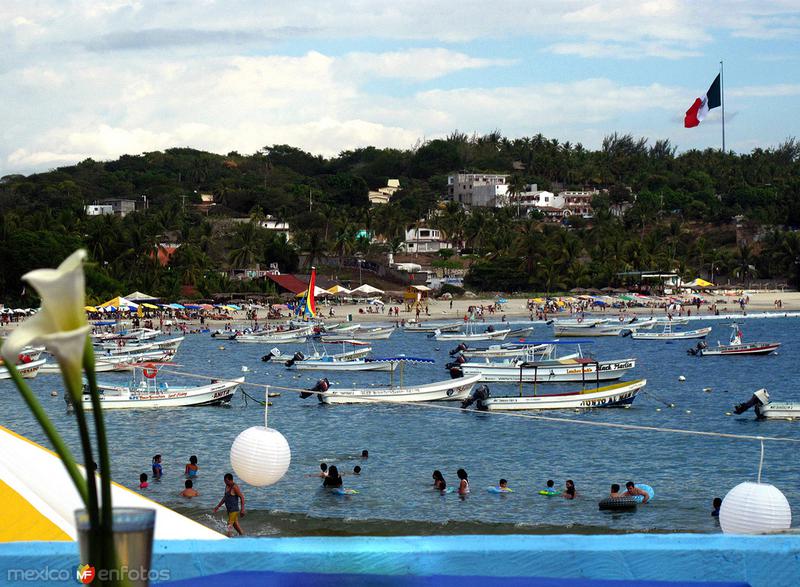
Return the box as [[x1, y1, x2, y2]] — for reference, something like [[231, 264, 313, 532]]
[[757, 402, 800, 420], [700, 342, 780, 356], [434, 329, 511, 342], [83, 377, 244, 409], [291, 360, 397, 372], [0, 358, 47, 380], [462, 344, 547, 359], [632, 327, 712, 340], [459, 359, 636, 383], [319, 374, 481, 404], [483, 379, 647, 411]]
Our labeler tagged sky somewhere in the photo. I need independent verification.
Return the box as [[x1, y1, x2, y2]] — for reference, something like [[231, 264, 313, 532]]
[[2, 1, 799, 175]]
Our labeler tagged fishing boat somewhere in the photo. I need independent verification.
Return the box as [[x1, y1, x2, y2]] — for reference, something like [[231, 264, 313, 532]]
[[734, 388, 800, 420], [320, 326, 395, 342], [93, 327, 162, 342], [0, 357, 47, 380], [451, 340, 636, 383], [277, 340, 372, 366], [451, 342, 549, 359], [403, 321, 463, 333], [433, 324, 511, 342], [306, 372, 482, 405], [464, 379, 647, 411], [95, 336, 184, 356], [631, 323, 712, 340], [554, 319, 656, 337], [289, 355, 430, 372], [39, 350, 172, 374], [548, 317, 607, 327], [236, 326, 312, 344], [75, 367, 244, 409], [688, 323, 780, 356]]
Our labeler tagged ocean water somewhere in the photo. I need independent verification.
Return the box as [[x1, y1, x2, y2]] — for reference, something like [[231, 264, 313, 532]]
[[3, 317, 799, 536]]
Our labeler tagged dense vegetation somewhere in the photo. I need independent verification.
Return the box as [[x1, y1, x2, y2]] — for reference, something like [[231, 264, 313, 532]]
[[1, 132, 799, 304]]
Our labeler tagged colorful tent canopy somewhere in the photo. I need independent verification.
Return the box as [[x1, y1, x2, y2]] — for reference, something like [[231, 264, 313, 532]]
[[684, 278, 715, 288], [0, 424, 223, 543], [142, 303, 160, 309], [295, 286, 329, 298], [98, 296, 138, 309], [326, 284, 352, 295]]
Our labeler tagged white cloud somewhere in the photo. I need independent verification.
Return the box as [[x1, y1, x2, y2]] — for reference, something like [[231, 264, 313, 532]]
[[729, 84, 800, 98], [339, 49, 514, 81]]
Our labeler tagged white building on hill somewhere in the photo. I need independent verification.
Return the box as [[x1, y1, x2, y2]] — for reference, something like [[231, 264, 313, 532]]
[[447, 173, 509, 208]]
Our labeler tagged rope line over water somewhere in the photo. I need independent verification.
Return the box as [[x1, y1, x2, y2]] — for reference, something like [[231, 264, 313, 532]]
[[151, 365, 800, 445]]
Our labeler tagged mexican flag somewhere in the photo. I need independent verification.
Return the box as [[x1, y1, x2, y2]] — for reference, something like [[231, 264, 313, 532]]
[[684, 74, 721, 128]]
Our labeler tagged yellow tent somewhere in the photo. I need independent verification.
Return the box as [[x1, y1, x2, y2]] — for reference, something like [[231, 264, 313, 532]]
[[326, 284, 352, 295]]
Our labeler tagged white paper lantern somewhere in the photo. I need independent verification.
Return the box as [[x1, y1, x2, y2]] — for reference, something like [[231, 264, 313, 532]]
[[230, 426, 291, 487], [720, 481, 791, 534]]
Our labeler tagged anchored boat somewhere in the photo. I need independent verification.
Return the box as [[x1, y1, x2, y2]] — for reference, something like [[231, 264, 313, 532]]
[[462, 379, 647, 411], [734, 388, 800, 420], [451, 340, 636, 384], [631, 323, 712, 340], [688, 323, 780, 356], [76, 366, 243, 409]]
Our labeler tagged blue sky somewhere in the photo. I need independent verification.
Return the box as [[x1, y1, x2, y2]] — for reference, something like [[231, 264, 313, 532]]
[[2, 1, 799, 175]]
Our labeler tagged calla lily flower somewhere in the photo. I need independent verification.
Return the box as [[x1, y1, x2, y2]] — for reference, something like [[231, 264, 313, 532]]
[[2, 250, 91, 396]]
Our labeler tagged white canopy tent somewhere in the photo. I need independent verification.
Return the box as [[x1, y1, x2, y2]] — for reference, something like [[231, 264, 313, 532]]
[[124, 291, 160, 302], [351, 284, 385, 295]]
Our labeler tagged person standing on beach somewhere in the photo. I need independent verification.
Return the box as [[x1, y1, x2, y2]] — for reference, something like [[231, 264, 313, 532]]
[[214, 473, 245, 536]]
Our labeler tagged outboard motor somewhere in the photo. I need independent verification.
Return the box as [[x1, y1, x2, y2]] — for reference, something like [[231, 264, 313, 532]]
[[284, 351, 305, 368], [449, 343, 468, 357], [261, 347, 281, 362], [448, 357, 465, 379], [301, 378, 330, 399], [687, 341, 707, 356], [461, 385, 491, 410], [733, 388, 770, 418], [445, 354, 466, 370], [486, 325, 495, 333]]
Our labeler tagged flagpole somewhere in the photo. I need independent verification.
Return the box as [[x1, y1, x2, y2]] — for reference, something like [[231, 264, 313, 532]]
[[720, 60, 726, 153]]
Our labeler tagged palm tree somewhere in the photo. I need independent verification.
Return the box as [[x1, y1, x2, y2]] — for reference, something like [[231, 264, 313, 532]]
[[733, 244, 758, 286], [229, 221, 261, 269]]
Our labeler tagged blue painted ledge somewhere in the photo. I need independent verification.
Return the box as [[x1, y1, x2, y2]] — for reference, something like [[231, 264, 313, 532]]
[[2, 534, 799, 587]]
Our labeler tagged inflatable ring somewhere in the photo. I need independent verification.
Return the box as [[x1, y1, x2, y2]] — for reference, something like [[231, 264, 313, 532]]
[[599, 496, 638, 511], [538, 490, 561, 496], [487, 486, 513, 494], [332, 488, 358, 495], [142, 364, 158, 379], [631, 484, 655, 504]]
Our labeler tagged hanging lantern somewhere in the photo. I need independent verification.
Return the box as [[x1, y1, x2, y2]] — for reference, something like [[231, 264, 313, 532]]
[[229, 387, 291, 487], [720, 482, 791, 534]]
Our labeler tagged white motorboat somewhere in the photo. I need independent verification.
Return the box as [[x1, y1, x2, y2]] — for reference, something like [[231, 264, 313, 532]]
[[548, 318, 607, 327], [554, 319, 656, 337], [93, 328, 163, 342], [0, 357, 47, 380], [305, 373, 482, 405], [688, 323, 780, 356], [451, 342, 549, 359], [465, 379, 647, 411], [320, 326, 395, 342], [77, 369, 244, 409], [631, 324, 712, 340], [289, 355, 432, 372], [273, 340, 372, 366], [433, 325, 511, 342], [451, 341, 635, 383], [39, 350, 172, 374], [403, 321, 463, 333], [236, 326, 312, 344], [734, 388, 800, 420], [96, 336, 184, 356]]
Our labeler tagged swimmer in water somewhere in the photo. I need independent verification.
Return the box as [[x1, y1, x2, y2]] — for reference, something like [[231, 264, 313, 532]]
[[307, 463, 328, 478], [323, 465, 343, 489], [432, 470, 446, 491], [543, 479, 556, 493], [712, 497, 722, 517], [622, 481, 649, 503], [353, 465, 361, 475], [151, 454, 163, 479], [361, 450, 369, 459], [456, 468, 470, 495], [139, 473, 148, 489], [184, 455, 199, 478], [498, 479, 511, 492], [180, 479, 198, 498], [562, 479, 577, 500]]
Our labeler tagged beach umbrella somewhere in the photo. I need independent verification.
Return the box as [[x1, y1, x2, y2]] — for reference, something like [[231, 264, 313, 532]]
[[200, 304, 214, 310], [184, 304, 202, 310], [142, 303, 160, 309]]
